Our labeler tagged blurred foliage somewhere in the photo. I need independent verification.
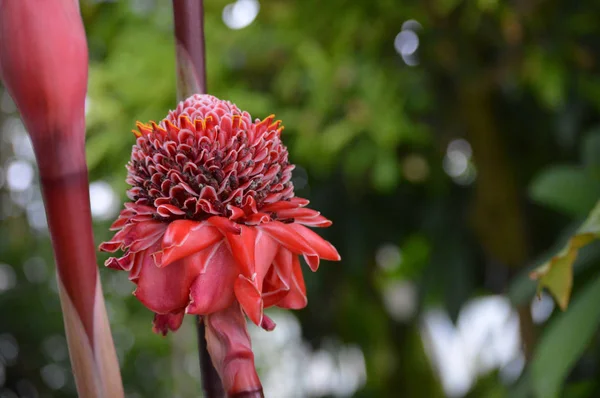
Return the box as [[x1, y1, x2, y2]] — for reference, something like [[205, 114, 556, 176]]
[[1, 0, 600, 397]]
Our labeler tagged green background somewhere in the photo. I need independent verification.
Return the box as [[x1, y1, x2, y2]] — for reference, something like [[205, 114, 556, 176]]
[[1, 0, 600, 397]]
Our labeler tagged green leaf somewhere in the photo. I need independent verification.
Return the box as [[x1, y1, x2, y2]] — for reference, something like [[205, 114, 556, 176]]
[[529, 165, 600, 217], [582, 128, 600, 174], [531, 271, 600, 398], [530, 200, 600, 309]]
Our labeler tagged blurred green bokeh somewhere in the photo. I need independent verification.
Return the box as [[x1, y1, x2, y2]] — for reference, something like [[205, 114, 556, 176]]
[[1, 0, 600, 397]]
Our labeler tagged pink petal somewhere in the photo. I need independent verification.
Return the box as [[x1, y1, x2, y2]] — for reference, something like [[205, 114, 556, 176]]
[[134, 243, 204, 314], [261, 313, 276, 331], [226, 205, 245, 221], [157, 204, 186, 217], [99, 240, 122, 253], [109, 215, 129, 231], [207, 215, 242, 234], [185, 242, 239, 315], [303, 254, 321, 272], [245, 212, 271, 225], [289, 197, 309, 206], [224, 225, 257, 277], [287, 223, 340, 261], [274, 207, 320, 219], [104, 251, 135, 271], [275, 252, 308, 310], [152, 311, 185, 336], [295, 215, 333, 227], [128, 221, 168, 252], [234, 275, 263, 326], [204, 303, 262, 396], [104, 257, 123, 270], [262, 264, 290, 309], [258, 221, 316, 257], [260, 200, 301, 212], [158, 220, 223, 266], [101, 220, 166, 253], [254, 231, 278, 290]]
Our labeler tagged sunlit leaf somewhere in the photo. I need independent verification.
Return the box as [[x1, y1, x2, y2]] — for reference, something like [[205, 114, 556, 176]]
[[530, 200, 600, 309]]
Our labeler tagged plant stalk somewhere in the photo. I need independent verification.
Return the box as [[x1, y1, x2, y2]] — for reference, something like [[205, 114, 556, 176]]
[[171, 1, 224, 396]]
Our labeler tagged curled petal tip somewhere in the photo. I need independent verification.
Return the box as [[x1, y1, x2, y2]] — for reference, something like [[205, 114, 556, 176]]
[[105, 257, 121, 270], [99, 241, 121, 253], [304, 254, 320, 272], [152, 311, 185, 336], [260, 314, 276, 331]]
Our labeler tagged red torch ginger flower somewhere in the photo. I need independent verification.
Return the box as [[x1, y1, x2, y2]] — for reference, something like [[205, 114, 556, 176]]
[[100, 94, 339, 395]]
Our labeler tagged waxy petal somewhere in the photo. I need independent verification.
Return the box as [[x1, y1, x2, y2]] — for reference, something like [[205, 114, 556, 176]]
[[258, 221, 316, 257], [158, 220, 223, 266], [295, 215, 333, 228], [224, 225, 257, 277], [186, 242, 238, 315], [274, 207, 321, 220], [234, 275, 263, 326], [134, 243, 204, 314], [152, 311, 185, 336], [292, 225, 338, 259], [207, 215, 242, 234], [262, 264, 291, 309], [276, 254, 308, 309]]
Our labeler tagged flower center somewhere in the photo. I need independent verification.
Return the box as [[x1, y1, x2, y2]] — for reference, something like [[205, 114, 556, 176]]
[[125, 94, 295, 222]]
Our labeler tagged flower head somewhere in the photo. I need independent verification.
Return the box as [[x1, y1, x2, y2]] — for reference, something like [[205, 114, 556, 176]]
[[100, 94, 340, 393], [102, 93, 339, 325]]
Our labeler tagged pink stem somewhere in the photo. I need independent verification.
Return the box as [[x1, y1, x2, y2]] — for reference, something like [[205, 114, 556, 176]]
[[171, 1, 225, 396]]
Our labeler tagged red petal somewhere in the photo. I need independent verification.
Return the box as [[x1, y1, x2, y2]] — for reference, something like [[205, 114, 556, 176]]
[[185, 242, 239, 315], [258, 221, 316, 256], [303, 254, 321, 272], [104, 251, 135, 271], [109, 216, 129, 231], [104, 257, 123, 270], [274, 207, 320, 219], [207, 216, 242, 234], [134, 243, 204, 314], [234, 275, 263, 326], [101, 220, 166, 253], [157, 204, 186, 217], [289, 197, 310, 206], [295, 215, 333, 227], [152, 311, 185, 336], [254, 231, 278, 290], [245, 212, 271, 225], [99, 241, 122, 253], [260, 200, 301, 213], [277, 255, 308, 309], [261, 314, 276, 331], [224, 225, 257, 277], [159, 220, 223, 266], [287, 223, 340, 261], [204, 303, 262, 396], [226, 205, 245, 221], [128, 222, 168, 253], [262, 264, 290, 308]]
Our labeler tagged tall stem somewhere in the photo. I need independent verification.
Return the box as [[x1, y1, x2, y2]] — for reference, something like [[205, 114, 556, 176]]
[[171, 1, 223, 396], [197, 316, 225, 397], [172, 0, 207, 97]]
